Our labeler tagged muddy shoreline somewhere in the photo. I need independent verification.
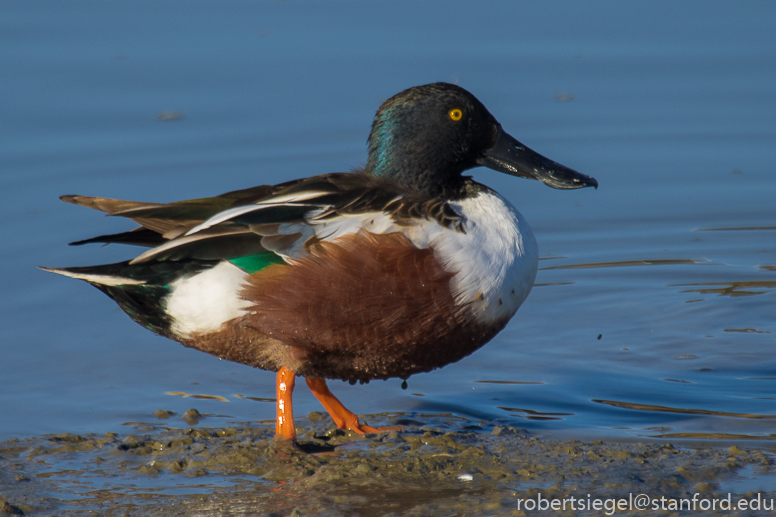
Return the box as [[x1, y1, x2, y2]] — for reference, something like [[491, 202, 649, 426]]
[[2, 412, 775, 516]]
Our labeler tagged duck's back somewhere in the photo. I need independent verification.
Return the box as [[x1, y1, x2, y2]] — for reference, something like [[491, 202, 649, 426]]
[[161, 181, 537, 383]]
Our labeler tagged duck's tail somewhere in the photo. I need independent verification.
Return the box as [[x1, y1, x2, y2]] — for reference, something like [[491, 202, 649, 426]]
[[59, 194, 161, 215], [40, 260, 215, 336]]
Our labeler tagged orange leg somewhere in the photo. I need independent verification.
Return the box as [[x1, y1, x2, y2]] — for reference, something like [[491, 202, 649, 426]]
[[305, 377, 400, 434], [275, 367, 297, 440]]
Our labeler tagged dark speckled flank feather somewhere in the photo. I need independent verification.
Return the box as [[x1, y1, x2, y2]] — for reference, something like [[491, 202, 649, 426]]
[[62, 173, 466, 264]]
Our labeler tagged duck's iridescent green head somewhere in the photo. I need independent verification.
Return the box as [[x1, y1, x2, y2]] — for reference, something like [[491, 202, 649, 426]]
[[366, 82, 597, 197]]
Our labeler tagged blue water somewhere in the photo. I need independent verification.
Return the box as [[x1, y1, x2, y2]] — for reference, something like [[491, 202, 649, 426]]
[[1, 0, 775, 442]]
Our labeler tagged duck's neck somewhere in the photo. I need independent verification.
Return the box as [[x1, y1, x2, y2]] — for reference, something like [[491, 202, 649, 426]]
[[366, 163, 468, 199], [365, 110, 467, 199]]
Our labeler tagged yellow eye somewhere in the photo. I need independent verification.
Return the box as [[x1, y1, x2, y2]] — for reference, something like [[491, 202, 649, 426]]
[[448, 108, 463, 121]]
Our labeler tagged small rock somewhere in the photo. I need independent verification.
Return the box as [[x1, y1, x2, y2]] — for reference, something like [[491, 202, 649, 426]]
[[0, 501, 24, 515], [307, 411, 326, 422], [183, 408, 202, 424]]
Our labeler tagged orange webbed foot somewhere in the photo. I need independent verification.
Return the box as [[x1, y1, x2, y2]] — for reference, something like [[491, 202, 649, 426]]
[[349, 423, 404, 435], [305, 377, 401, 435], [273, 369, 402, 442]]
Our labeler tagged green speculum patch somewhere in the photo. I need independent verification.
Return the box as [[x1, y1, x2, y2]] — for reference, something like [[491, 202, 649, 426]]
[[229, 252, 285, 274]]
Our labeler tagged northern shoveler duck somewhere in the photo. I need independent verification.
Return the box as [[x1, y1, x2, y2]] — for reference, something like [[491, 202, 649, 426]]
[[43, 83, 597, 441]]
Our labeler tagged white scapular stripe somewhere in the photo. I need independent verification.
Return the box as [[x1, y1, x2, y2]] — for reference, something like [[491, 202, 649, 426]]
[[185, 191, 333, 236]]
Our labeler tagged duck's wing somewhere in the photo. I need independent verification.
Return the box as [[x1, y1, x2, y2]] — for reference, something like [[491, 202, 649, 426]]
[[65, 173, 463, 264], [61, 182, 282, 245]]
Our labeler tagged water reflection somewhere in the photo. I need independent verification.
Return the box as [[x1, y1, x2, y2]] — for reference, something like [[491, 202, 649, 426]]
[[496, 406, 573, 421], [650, 432, 776, 440], [593, 399, 776, 420], [234, 394, 276, 403], [671, 281, 776, 297], [474, 380, 545, 385], [541, 259, 707, 270], [165, 391, 230, 402], [697, 226, 776, 232]]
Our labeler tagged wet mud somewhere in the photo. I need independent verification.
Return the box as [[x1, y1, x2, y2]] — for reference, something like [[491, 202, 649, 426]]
[[1, 413, 775, 516]]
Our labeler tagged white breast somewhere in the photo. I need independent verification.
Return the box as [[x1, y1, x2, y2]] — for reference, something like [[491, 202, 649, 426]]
[[428, 191, 538, 324], [295, 189, 538, 324]]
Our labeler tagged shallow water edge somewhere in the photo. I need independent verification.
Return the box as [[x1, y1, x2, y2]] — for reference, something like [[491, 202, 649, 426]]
[[2, 413, 776, 516]]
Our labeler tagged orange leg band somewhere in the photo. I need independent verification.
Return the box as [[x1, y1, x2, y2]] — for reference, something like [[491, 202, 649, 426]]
[[275, 367, 297, 441]]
